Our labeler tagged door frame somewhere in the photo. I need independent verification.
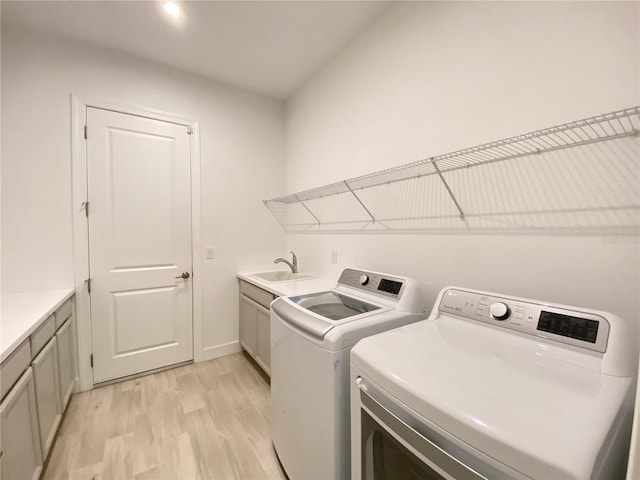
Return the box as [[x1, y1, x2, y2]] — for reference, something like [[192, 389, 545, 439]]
[[71, 94, 203, 392]]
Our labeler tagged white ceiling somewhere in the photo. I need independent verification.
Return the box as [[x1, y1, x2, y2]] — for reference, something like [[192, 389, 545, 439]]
[[1, 0, 391, 99]]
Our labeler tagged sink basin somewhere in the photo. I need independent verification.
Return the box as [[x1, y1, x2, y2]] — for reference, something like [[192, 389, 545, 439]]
[[250, 271, 315, 283]]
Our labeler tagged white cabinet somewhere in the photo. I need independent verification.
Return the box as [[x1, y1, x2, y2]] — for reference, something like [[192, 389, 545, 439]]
[[239, 280, 275, 375], [56, 318, 76, 410], [0, 368, 43, 480], [31, 337, 62, 458]]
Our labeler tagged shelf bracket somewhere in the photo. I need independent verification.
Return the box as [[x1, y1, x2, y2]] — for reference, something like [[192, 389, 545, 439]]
[[295, 194, 321, 226], [431, 158, 466, 220], [344, 181, 376, 223], [263, 200, 289, 231]]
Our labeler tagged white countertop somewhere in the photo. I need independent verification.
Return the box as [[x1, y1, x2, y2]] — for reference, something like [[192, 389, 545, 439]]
[[237, 267, 335, 297], [1, 288, 75, 362]]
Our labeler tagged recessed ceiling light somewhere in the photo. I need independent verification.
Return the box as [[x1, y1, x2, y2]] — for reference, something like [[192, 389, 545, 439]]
[[163, 2, 181, 18]]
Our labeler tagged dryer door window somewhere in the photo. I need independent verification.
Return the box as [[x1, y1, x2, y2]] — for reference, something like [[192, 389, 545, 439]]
[[356, 377, 523, 480], [362, 410, 444, 480]]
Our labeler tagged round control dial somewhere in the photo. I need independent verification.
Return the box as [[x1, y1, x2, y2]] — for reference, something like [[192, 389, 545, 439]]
[[489, 302, 511, 320], [359, 275, 370, 286]]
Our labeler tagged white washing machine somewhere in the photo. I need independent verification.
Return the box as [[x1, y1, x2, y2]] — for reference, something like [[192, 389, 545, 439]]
[[351, 286, 638, 479], [270, 268, 426, 480]]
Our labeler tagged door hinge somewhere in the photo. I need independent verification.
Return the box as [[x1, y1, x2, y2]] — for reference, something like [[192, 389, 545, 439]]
[[186, 126, 193, 135], [86, 277, 92, 293], [90, 354, 94, 368], [82, 201, 89, 217], [84, 125, 87, 139]]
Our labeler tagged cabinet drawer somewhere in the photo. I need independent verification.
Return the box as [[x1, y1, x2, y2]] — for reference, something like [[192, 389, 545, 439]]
[[0, 340, 31, 401], [55, 297, 73, 330], [30, 314, 56, 358], [240, 281, 276, 309]]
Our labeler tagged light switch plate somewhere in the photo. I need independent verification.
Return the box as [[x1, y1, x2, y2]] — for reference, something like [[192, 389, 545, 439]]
[[331, 250, 338, 264], [205, 247, 215, 259]]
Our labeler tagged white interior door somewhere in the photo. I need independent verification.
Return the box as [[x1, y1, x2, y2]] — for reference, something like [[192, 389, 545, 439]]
[[87, 107, 193, 384]]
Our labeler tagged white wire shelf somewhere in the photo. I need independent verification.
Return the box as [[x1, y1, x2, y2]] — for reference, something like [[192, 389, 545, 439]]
[[265, 106, 640, 234]]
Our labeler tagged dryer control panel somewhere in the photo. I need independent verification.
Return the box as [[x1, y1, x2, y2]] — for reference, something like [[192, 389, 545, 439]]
[[438, 288, 610, 353]]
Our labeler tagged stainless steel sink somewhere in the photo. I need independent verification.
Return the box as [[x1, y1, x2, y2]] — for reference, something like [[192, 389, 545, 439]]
[[250, 271, 316, 283]]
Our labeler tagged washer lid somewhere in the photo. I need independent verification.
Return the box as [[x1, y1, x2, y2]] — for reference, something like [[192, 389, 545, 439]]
[[272, 294, 389, 340], [351, 317, 633, 479], [289, 291, 381, 320]]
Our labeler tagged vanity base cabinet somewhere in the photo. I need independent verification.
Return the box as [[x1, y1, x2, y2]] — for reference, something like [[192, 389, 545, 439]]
[[0, 368, 43, 480], [239, 280, 275, 376], [1, 293, 76, 477]]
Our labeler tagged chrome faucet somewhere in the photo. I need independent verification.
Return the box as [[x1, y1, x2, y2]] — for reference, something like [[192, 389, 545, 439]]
[[274, 251, 298, 273]]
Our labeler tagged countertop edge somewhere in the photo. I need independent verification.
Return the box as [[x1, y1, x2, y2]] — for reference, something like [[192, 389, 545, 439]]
[[236, 272, 289, 296], [1, 288, 75, 363], [236, 270, 335, 297]]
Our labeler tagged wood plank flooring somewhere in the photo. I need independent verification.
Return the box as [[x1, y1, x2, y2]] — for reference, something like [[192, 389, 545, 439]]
[[43, 353, 287, 480]]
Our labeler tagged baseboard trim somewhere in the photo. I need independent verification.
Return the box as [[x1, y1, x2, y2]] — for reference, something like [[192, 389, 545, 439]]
[[78, 343, 242, 392], [199, 341, 242, 362], [93, 360, 193, 388]]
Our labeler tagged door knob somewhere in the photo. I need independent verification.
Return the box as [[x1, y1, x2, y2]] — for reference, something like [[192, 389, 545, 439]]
[[175, 272, 190, 279]]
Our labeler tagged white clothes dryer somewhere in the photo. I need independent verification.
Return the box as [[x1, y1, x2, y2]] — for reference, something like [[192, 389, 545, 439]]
[[270, 268, 426, 480], [351, 287, 638, 479]]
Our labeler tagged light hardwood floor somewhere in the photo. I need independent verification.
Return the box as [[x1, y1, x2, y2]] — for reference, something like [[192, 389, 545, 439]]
[[43, 353, 287, 480]]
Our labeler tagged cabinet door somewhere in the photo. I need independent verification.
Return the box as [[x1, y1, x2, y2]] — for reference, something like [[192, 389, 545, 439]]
[[256, 304, 271, 375], [32, 337, 62, 458], [56, 317, 76, 411], [240, 295, 258, 357], [0, 368, 43, 480]]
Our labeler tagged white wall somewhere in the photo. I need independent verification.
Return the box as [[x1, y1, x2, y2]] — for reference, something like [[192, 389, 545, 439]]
[[286, 2, 640, 331], [1, 24, 286, 354]]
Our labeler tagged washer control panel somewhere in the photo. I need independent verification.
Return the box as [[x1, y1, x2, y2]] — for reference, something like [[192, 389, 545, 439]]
[[438, 288, 610, 353], [489, 302, 510, 320], [338, 269, 405, 300]]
